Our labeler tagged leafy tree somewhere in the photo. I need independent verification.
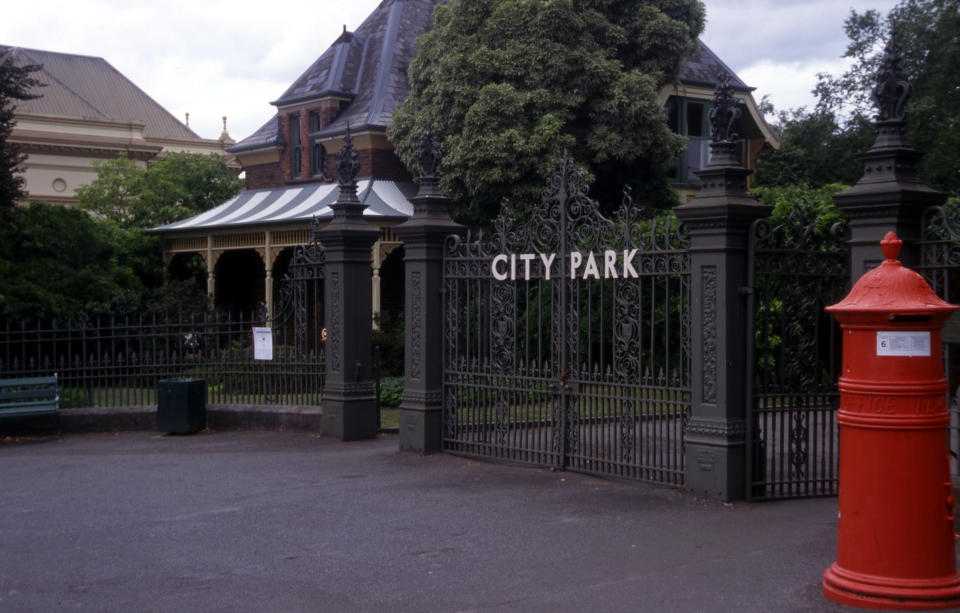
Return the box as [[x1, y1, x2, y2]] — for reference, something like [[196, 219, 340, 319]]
[[1, 153, 241, 318], [754, 109, 873, 188], [750, 183, 847, 237], [73, 151, 242, 308], [389, 0, 705, 227], [0, 202, 144, 318], [812, 0, 960, 194], [0, 49, 42, 218], [75, 152, 243, 229]]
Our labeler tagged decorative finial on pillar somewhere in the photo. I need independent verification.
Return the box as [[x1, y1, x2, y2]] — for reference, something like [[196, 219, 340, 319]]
[[417, 124, 443, 180], [418, 124, 441, 181], [336, 125, 360, 189], [413, 123, 446, 206], [702, 71, 743, 169], [872, 29, 912, 123], [709, 72, 741, 143], [333, 125, 362, 209]]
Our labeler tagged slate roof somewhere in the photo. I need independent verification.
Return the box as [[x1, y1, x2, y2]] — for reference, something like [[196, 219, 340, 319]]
[[1, 45, 202, 141], [228, 2, 753, 153], [678, 41, 751, 91], [148, 180, 416, 233]]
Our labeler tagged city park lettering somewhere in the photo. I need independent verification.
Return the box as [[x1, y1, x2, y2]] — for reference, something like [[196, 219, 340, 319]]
[[491, 250, 640, 281]]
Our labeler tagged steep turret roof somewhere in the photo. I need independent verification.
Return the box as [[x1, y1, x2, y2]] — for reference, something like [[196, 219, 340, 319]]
[[228, 0, 444, 154]]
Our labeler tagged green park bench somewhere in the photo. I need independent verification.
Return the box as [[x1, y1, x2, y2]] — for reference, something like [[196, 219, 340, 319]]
[[0, 375, 60, 425]]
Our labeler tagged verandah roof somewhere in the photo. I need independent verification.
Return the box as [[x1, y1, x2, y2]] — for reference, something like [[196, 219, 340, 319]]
[[148, 179, 416, 233]]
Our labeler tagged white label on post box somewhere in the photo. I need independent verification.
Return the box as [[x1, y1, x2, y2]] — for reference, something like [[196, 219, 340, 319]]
[[252, 327, 273, 361], [876, 331, 931, 357]]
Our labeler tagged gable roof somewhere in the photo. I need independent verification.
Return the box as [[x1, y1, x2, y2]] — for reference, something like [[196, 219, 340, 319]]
[[229, 0, 445, 155], [276, 0, 443, 133], [1, 45, 202, 141]]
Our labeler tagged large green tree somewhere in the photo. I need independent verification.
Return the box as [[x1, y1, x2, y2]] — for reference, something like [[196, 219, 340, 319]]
[[75, 152, 243, 229], [0, 202, 144, 319], [73, 151, 242, 300], [754, 108, 873, 188], [0, 49, 42, 218], [1, 153, 241, 318], [389, 0, 705, 226], [811, 0, 960, 194]]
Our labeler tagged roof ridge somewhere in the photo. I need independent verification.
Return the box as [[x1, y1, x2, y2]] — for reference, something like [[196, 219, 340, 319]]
[[365, 0, 404, 125]]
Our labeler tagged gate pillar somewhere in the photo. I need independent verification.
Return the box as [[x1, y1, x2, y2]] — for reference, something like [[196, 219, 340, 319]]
[[317, 129, 381, 441], [675, 74, 771, 501], [832, 34, 947, 277], [393, 128, 464, 453]]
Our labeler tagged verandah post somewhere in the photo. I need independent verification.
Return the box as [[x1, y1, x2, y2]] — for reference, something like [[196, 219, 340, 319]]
[[674, 74, 772, 501], [393, 126, 464, 453]]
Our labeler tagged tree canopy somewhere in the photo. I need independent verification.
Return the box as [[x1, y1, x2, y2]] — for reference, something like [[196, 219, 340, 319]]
[[389, 0, 705, 227], [1, 152, 241, 318], [0, 49, 42, 217], [75, 152, 243, 229], [759, 0, 959, 193], [0, 201, 143, 319], [754, 109, 873, 188]]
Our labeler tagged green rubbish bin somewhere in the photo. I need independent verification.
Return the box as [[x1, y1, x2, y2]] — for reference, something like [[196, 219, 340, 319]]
[[157, 378, 206, 433]]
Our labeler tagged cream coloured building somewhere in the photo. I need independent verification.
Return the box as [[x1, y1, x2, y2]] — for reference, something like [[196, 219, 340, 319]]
[[3, 45, 236, 204]]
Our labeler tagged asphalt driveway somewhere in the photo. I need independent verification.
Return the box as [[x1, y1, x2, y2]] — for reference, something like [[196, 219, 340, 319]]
[[0, 431, 848, 612]]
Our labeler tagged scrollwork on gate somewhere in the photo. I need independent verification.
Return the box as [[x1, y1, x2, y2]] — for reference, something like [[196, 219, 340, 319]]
[[441, 152, 691, 481], [748, 197, 849, 498]]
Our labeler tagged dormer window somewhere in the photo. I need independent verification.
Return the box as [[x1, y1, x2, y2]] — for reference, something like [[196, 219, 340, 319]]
[[289, 114, 302, 179]]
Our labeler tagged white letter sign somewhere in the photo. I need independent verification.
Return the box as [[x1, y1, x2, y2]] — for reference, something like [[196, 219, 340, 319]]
[[253, 327, 274, 361], [876, 331, 931, 357]]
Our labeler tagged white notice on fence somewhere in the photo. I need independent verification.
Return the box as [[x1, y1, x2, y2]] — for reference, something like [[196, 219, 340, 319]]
[[876, 330, 931, 357], [253, 327, 273, 361]]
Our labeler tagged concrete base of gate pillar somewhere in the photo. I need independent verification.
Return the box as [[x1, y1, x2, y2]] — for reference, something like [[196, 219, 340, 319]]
[[684, 418, 747, 502], [321, 387, 378, 441], [398, 407, 442, 454]]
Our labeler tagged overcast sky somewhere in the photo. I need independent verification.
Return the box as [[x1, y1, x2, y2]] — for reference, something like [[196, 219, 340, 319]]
[[3, 0, 900, 142]]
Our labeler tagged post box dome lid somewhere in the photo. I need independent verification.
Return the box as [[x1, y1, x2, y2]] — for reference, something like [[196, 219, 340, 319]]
[[826, 231, 959, 315]]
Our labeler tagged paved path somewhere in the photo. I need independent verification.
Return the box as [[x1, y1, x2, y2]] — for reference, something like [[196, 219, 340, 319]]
[[0, 431, 848, 612]]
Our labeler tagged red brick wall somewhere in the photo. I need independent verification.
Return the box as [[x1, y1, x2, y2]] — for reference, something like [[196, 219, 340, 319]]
[[245, 163, 284, 190], [244, 98, 413, 189]]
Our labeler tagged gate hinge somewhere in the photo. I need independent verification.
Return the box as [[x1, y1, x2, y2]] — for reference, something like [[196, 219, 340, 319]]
[[738, 286, 753, 297]]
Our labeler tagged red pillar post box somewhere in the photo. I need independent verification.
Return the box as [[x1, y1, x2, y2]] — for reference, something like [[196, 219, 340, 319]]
[[823, 231, 960, 610]]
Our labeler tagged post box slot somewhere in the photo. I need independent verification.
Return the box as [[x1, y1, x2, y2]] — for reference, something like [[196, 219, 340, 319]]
[[888, 313, 933, 323]]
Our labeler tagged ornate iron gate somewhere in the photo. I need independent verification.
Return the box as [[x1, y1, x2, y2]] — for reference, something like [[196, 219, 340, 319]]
[[919, 203, 960, 475], [442, 155, 690, 484], [272, 220, 326, 380], [746, 203, 848, 499]]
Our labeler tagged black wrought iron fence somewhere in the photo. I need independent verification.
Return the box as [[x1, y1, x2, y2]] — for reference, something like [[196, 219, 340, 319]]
[[919, 203, 960, 474], [746, 201, 849, 499], [0, 312, 324, 408]]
